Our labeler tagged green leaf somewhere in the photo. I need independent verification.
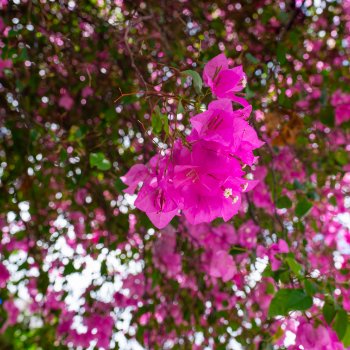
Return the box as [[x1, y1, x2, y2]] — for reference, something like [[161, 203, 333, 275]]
[[151, 269, 162, 288], [153, 106, 169, 135], [37, 271, 50, 294], [289, 30, 301, 45], [306, 191, 320, 201], [229, 321, 240, 331], [295, 198, 313, 218], [320, 106, 335, 127], [162, 114, 169, 136], [335, 150, 349, 166], [229, 245, 247, 255], [266, 282, 275, 295], [304, 279, 318, 296], [17, 47, 28, 62], [30, 129, 39, 142], [136, 325, 145, 342], [276, 195, 292, 209], [328, 195, 337, 206], [277, 44, 286, 65], [68, 125, 85, 141], [261, 8, 273, 24], [246, 53, 259, 64], [59, 148, 68, 162], [152, 108, 163, 134], [177, 100, 184, 114], [333, 309, 348, 340], [262, 264, 273, 277], [115, 177, 127, 192], [293, 180, 305, 190], [323, 302, 336, 325], [89, 152, 111, 171], [245, 85, 255, 98], [103, 108, 116, 122], [342, 323, 350, 347], [278, 88, 286, 105], [268, 289, 313, 317], [278, 270, 291, 284], [64, 261, 76, 275], [182, 69, 203, 94], [285, 257, 302, 276], [100, 260, 108, 275], [277, 11, 289, 24]]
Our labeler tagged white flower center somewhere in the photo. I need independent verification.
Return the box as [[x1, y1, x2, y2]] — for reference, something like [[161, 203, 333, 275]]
[[224, 188, 233, 198], [242, 76, 247, 88], [232, 196, 239, 204]]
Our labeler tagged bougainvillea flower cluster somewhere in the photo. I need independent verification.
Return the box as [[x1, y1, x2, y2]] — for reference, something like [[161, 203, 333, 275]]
[[122, 54, 263, 228]]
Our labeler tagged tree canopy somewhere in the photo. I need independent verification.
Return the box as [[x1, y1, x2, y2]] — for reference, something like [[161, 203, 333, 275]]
[[1, 0, 350, 349]]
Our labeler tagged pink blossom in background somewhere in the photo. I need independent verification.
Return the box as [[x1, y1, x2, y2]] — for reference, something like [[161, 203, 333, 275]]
[[58, 94, 74, 110], [296, 318, 344, 350], [153, 226, 182, 278], [0, 300, 19, 333], [0, 0, 8, 10], [0, 59, 12, 77], [331, 90, 350, 125], [0, 262, 9, 287], [74, 188, 88, 205], [81, 86, 94, 98], [209, 250, 236, 282]]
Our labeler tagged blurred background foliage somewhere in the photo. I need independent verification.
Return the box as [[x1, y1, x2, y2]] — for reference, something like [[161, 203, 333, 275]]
[[1, 0, 350, 349]]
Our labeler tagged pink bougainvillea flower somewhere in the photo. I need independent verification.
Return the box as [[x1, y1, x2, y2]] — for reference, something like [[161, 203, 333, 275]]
[[58, 94, 74, 110], [173, 141, 243, 194], [135, 179, 180, 229], [203, 53, 229, 87], [190, 99, 252, 147], [122, 114, 262, 228], [190, 102, 237, 146], [203, 53, 248, 106], [121, 56, 263, 229], [0, 262, 10, 288], [270, 239, 289, 271], [236, 219, 260, 249], [209, 250, 236, 282], [0, 300, 19, 333], [252, 166, 274, 213], [219, 176, 258, 220], [121, 163, 149, 194], [189, 100, 262, 166], [231, 118, 264, 166], [0, 18, 5, 33], [256, 239, 289, 271], [81, 86, 94, 98], [331, 90, 350, 125], [122, 151, 181, 229], [153, 226, 182, 277], [296, 318, 343, 350], [173, 141, 257, 224], [0, 0, 8, 9], [74, 188, 88, 205], [0, 59, 12, 77]]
